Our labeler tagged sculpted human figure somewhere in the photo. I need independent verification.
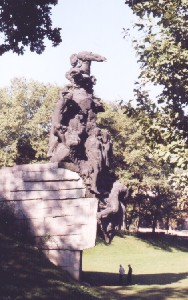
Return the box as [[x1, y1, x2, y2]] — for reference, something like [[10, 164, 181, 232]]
[[101, 131, 112, 168], [97, 181, 129, 220], [72, 51, 106, 75], [47, 89, 73, 158], [92, 96, 105, 113], [85, 127, 103, 194], [65, 51, 106, 88], [72, 88, 93, 114], [97, 183, 129, 243], [84, 109, 97, 134], [68, 114, 85, 136], [65, 114, 85, 147]]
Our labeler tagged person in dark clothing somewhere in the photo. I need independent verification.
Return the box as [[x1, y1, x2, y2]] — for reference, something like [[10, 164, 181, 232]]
[[127, 264, 132, 285]]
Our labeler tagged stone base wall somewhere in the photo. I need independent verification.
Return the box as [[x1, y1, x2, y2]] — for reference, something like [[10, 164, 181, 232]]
[[0, 162, 98, 280], [44, 249, 82, 280]]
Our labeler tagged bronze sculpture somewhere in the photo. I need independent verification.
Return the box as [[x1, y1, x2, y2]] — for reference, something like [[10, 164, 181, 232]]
[[48, 52, 129, 243]]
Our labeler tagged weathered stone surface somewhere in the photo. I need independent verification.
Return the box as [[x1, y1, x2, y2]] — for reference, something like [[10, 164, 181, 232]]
[[19, 168, 81, 182], [0, 164, 98, 263], [12, 179, 84, 191], [10, 188, 86, 200], [38, 235, 89, 250], [44, 214, 88, 227], [42, 198, 91, 216], [14, 197, 98, 249], [44, 249, 82, 280], [1, 162, 58, 172], [0, 173, 20, 187], [14, 200, 45, 227], [0, 168, 80, 183], [15, 198, 90, 214]]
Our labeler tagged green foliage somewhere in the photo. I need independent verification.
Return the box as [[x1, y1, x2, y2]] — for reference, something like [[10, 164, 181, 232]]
[[134, 95, 188, 201], [0, 78, 59, 166], [0, 79, 186, 231], [97, 102, 171, 189], [97, 101, 185, 230], [124, 0, 188, 209], [125, 0, 188, 135], [0, 0, 62, 55]]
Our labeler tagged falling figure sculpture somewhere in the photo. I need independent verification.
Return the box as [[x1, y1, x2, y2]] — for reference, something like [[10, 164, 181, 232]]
[[97, 181, 129, 219]]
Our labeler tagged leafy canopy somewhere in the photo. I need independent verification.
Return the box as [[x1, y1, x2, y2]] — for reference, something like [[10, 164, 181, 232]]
[[0, 0, 62, 55], [97, 101, 171, 190], [97, 101, 182, 230], [124, 0, 188, 203], [0, 78, 59, 166], [125, 0, 188, 135]]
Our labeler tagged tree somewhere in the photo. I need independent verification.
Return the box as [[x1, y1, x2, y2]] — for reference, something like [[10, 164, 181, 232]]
[[0, 0, 61, 55], [124, 0, 188, 208], [136, 188, 178, 232], [0, 78, 59, 166], [97, 102, 169, 188], [97, 101, 180, 231], [125, 0, 188, 135], [131, 90, 188, 199]]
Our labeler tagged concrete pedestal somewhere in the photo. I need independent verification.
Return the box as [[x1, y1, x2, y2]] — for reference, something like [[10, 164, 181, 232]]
[[0, 162, 98, 280]]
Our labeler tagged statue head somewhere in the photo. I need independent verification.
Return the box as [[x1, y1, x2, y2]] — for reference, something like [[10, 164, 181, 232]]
[[60, 87, 73, 101], [102, 131, 110, 143], [70, 54, 78, 67], [93, 127, 101, 137], [91, 75, 97, 85]]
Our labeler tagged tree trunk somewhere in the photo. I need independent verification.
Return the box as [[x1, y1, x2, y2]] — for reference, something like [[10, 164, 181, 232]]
[[152, 221, 156, 233], [152, 213, 158, 233]]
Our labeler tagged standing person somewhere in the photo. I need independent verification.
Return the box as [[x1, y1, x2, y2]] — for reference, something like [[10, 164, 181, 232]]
[[119, 264, 125, 285], [127, 264, 133, 285]]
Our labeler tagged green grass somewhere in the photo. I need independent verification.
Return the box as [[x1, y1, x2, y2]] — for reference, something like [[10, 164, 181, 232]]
[[1, 232, 187, 300], [82, 233, 188, 300]]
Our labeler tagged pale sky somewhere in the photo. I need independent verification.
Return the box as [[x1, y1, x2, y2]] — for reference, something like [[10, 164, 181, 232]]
[[0, 0, 140, 103]]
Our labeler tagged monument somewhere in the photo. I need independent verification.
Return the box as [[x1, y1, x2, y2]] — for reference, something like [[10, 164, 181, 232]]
[[0, 52, 129, 280], [47, 52, 108, 193], [47, 51, 129, 243]]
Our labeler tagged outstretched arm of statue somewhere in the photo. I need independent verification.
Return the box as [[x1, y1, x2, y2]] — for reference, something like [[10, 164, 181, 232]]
[[77, 51, 107, 62]]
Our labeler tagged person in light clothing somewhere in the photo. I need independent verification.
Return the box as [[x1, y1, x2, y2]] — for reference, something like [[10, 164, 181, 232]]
[[119, 264, 125, 285]]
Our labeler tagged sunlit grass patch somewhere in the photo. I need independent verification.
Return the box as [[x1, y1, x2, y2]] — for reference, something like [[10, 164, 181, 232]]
[[83, 234, 188, 299]]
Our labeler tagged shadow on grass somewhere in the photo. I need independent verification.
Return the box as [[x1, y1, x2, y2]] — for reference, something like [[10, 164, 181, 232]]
[[135, 232, 188, 252], [98, 285, 188, 300], [82, 271, 188, 286], [128, 286, 188, 300], [0, 234, 100, 300]]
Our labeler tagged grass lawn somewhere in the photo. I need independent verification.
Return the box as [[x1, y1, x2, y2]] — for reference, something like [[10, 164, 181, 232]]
[[0, 232, 187, 300], [82, 233, 188, 300]]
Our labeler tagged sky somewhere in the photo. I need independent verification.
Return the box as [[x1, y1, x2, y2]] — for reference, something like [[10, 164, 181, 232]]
[[0, 0, 140, 103]]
